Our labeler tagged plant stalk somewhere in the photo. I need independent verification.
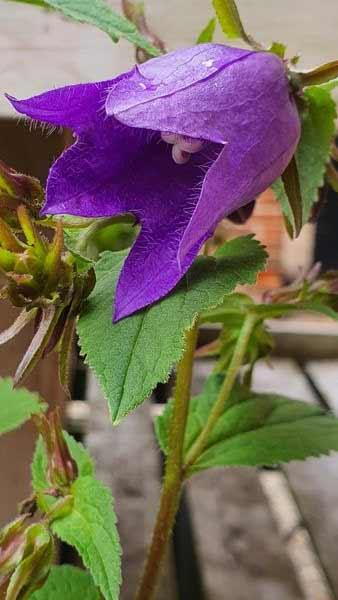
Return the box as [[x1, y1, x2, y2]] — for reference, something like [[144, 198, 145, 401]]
[[135, 322, 199, 600], [184, 311, 257, 472]]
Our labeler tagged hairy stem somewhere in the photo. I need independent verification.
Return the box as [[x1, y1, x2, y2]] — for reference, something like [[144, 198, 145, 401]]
[[135, 322, 199, 600], [184, 312, 257, 472]]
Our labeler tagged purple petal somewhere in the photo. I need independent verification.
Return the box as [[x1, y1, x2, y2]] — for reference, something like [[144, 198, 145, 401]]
[[35, 102, 222, 317], [6, 77, 127, 131], [178, 63, 301, 262], [106, 44, 252, 143], [106, 45, 292, 146]]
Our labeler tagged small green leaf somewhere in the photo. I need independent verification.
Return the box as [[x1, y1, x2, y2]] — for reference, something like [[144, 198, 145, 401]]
[[0, 378, 46, 436], [31, 565, 101, 599], [7, 0, 160, 57], [197, 18, 216, 43], [77, 236, 267, 423], [281, 156, 303, 237], [156, 375, 338, 474], [51, 477, 121, 600], [212, 0, 250, 43], [268, 41, 286, 59], [273, 84, 337, 225]]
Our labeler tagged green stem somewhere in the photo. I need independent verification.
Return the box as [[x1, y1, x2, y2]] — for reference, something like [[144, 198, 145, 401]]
[[135, 322, 199, 600], [184, 312, 257, 472]]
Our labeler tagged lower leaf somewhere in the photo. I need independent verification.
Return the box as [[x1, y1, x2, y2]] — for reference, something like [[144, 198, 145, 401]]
[[156, 374, 338, 475], [0, 378, 46, 436], [51, 476, 121, 600], [31, 565, 101, 599]]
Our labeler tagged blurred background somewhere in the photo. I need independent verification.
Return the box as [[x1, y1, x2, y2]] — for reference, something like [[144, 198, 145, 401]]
[[1, 1, 338, 599]]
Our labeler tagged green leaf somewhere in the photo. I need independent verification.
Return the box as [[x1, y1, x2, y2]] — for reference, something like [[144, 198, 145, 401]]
[[77, 236, 267, 423], [156, 375, 338, 474], [0, 378, 46, 436], [212, 0, 249, 43], [51, 476, 121, 600], [273, 85, 337, 225], [318, 76, 338, 93], [7, 0, 160, 57], [6, 0, 47, 5], [197, 18, 216, 43], [31, 565, 101, 600]]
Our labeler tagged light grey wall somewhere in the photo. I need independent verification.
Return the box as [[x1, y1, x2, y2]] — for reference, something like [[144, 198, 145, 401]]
[[1, 0, 337, 116]]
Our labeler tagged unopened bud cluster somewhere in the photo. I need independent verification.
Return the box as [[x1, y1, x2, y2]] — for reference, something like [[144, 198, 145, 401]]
[[0, 160, 95, 387], [0, 517, 53, 599], [0, 206, 74, 309]]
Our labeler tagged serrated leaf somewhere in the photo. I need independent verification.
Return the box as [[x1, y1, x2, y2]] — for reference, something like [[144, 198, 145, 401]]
[[197, 18, 216, 43], [31, 565, 100, 599], [156, 375, 338, 474], [7, 0, 160, 57], [212, 0, 249, 42], [51, 476, 121, 600], [273, 85, 337, 225], [0, 378, 46, 435], [77, 236, 267, 423]]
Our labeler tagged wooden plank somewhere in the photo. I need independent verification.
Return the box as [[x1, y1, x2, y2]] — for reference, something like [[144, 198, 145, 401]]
[[252, 359, 338, 598], [85, 373, 177, 600], [300, 360, 338, 596], [187, 360, 304, 600], [0, 121, 65, 526], [306, 360, 338, 411], [0, 301, 64, 526]]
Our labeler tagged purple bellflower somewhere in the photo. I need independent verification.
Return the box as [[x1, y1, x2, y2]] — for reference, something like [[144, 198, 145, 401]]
[[7, 44, 301, 321]]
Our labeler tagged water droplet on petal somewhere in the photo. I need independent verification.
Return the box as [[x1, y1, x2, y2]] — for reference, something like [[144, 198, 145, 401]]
[[202, 59, 214, 68]]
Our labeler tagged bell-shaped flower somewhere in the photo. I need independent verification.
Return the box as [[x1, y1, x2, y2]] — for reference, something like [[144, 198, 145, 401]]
[[7, 44, 301, 320]]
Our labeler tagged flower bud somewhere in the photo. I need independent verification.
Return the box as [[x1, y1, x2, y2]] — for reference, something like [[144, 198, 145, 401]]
[[35, 410, 78, 491], [0, 160, 43, 227], [0, 206, 73, 308], [0, 516, 28, 577], [0, 519, 54, 600]]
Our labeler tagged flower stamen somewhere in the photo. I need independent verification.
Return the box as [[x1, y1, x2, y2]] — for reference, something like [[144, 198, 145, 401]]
[[161, 132, 204, 165]]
